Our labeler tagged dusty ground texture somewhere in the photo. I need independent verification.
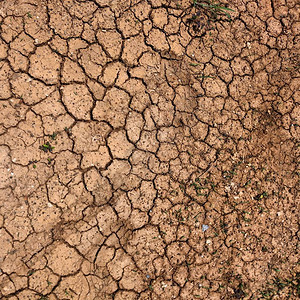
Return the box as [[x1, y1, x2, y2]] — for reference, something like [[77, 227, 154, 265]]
[[0, 0, 299, 299]]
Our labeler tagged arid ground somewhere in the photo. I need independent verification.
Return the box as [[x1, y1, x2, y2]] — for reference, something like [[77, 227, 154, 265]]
[[0, 0, 299, 299]]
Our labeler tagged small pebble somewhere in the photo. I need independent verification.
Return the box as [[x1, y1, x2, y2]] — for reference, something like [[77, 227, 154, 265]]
[[202, 224, 209, 232]]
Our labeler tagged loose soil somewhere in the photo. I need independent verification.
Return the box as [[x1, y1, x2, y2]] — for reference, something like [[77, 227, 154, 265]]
[[0, 0, 299, 299]]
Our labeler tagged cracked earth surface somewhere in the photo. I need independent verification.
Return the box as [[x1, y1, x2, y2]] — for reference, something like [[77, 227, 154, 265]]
[[0, 0, 299, 299]]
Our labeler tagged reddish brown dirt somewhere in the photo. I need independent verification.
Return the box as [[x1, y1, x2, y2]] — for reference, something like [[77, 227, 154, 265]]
[[0, 0, 299, 299]]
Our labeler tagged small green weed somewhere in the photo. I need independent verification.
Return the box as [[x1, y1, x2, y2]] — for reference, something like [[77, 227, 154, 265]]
[[197, 1, 234, 20], [27, 269, 35, 276], [39, 142, 55, 153], [49, 132, 57, 140], [188, 0, 235, 34], [64, 127, 72, 137], [198, 75, 216, 79], [190, 177, 215, 197], [254, 191, 268, 201], [259, 273, 300, 299]]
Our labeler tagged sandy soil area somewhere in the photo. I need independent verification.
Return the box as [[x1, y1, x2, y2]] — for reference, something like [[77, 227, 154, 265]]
[[0, 0, 299, 299]]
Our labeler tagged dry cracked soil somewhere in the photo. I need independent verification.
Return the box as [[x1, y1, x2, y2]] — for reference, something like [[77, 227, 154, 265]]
[[0, 0, 299, 299]]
